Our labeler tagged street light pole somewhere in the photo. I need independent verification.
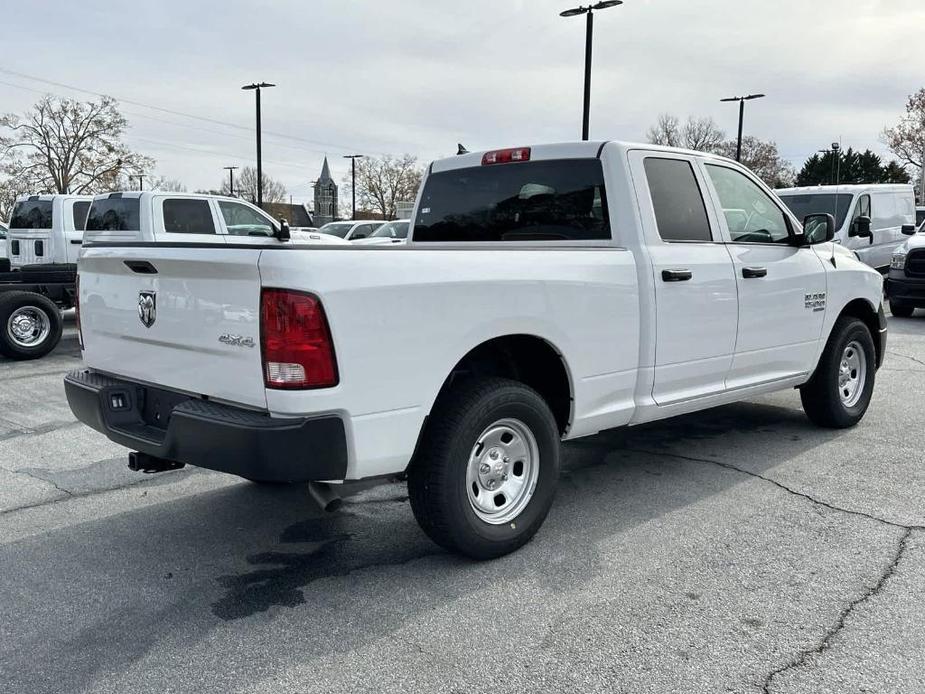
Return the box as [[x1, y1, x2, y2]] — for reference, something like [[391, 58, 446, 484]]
[[129, 174, 144, 191], [560, 1, 623, 141], [720, 93, 766, 162], [223, 166, 238, 197], [343, 154, 364, 220], [241, 82, 275, 208]]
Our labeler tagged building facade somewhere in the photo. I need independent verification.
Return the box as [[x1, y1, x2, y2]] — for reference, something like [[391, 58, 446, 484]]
[[312, 157, 338, 226]]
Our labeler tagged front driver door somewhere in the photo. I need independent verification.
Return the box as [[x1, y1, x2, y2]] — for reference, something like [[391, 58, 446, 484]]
[[701, 163, 827, 389]]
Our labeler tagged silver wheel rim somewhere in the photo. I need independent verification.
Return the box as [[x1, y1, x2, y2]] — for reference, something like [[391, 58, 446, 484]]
[[466, 418, 540, 525], [7, 306, 51, 348], [838, 340, 867, 408]]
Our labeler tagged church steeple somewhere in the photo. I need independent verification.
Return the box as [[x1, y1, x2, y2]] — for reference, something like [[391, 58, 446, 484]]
[[319, 156, 332, 183], [312, 156, 339, 226]]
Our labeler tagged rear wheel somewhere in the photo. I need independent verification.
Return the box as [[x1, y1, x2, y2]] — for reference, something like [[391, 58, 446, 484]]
[[800, 317, 876, 428], [889, 299, 915, 318], [408, 377, 560, 559], [0, 292, 63, 360]]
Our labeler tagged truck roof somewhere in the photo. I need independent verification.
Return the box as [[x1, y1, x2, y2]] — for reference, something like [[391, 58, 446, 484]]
[[88, 191, 245, 203], [430, 140, 740, 173], [14, 193, 94, 203], [777, 184, 914, 195]]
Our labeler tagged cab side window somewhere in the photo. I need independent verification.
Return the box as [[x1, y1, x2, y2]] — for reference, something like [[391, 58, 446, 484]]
[[644, 158, 713, 242], [705, 165, 790, 244], [218, 201, 275, 237], [162, 199, 216, 234]]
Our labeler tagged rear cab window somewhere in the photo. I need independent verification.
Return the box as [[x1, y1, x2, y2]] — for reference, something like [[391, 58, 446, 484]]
[[86, 197, 140, 232], [10, 199, 53, 229], [413, 158, 610, 242]]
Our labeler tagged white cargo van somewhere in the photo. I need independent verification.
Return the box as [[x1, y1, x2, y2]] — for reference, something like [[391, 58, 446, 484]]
[[6, 194, 92, 269], [777, 184, 916, 270]]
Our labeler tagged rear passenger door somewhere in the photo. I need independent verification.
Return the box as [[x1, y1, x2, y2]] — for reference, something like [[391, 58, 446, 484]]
[[631, 152, 739, 406], [154, 196, 225, 244]]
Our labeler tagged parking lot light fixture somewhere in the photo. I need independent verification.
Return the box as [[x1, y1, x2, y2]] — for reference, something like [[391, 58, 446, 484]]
[[720, 93, 766, 162], [559, 1, 624, 141], [241, 82, 276, 207]]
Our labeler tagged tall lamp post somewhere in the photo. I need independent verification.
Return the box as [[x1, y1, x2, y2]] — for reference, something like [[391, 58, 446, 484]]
[[720, 93, 765, 162], [559, 1, 623, 141], [223, 165, 238, 197], [343, 154, 364, 220], [241, 82, 275, 208]]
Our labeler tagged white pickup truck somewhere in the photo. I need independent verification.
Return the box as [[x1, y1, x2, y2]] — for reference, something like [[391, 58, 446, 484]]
[[66, 141, 887, 559]]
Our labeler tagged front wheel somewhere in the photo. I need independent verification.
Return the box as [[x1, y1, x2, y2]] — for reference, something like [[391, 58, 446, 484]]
[[800, 316, 876, 428], [0, 292, 63, 360], [408, 377, 560, 559]]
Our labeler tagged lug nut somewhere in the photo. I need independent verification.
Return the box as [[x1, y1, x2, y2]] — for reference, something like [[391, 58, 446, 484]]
[[489, 450, 499, 460], [479, 463, 490, 475]]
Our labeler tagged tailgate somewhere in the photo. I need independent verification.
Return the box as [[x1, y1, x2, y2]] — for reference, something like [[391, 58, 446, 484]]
[[10, 230, 52, 268], [79, 246, 267, 409]]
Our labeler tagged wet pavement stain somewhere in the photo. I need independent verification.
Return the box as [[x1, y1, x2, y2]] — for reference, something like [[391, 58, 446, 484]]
[[211, 511, 445, 621]]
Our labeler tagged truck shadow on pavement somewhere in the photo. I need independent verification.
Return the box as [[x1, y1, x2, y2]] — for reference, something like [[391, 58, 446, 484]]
[[2, 396, 848, 693]]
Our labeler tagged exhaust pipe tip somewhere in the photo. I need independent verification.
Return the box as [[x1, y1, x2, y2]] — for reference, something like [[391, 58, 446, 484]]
[[307, 482, 342, 512]]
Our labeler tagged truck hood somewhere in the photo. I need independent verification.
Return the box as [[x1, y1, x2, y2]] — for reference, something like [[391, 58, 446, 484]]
[[895, 232, 925, 254]]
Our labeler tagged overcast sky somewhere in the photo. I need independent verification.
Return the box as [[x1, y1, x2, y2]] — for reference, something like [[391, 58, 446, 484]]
[[2, 0, 922, 199]]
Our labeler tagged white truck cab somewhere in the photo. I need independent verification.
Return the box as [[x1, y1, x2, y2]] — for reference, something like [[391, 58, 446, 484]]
[[777, 184, 917, 271], [67, 141, 887, 559], [7, 194, 92, 269]]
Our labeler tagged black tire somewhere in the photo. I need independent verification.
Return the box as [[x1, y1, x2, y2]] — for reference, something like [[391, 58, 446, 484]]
[[408, 377, 560, 560], [889, 299, 915, 318], [0, 292, 63, 360], [800, 316, 876, 428]]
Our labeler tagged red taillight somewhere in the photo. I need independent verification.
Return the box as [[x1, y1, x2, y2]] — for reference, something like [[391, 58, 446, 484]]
[[75, 273, 84, 350], [481, 147, 531, 165], [260, 289, 338, 389]]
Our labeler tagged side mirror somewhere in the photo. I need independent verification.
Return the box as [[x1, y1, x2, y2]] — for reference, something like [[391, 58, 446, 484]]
[[277, 218, 290, 243], [902, 224, 917, 236], [802, 213, 836, 245], [851, 215, 872, 239]]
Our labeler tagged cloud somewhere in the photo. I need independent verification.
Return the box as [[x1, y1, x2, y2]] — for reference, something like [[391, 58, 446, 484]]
[[1, 0, 921, 193]]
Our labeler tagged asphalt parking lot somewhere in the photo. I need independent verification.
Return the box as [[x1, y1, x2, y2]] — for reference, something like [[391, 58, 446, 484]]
[[1, 311, 924, 693]]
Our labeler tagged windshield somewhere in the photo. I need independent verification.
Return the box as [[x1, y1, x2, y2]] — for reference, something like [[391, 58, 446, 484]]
[[318, 222, 354, 238], [86, 198, 141, 231], [778, 193, 853, 228], [10, 200, 53, 229], [370, 221, 409, 239]]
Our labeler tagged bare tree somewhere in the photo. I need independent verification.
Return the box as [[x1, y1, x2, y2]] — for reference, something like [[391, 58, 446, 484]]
[[884, 88, 925, 170], [0, 95, 153, 194], [147, 176, 187, 192], [344, 154, 423, 220], [684, 116, 725, 152], [0, 175, 32, 222], [646, 114, 682, 148], [715, 137, 795, 187], [220, 166, 286, 204]]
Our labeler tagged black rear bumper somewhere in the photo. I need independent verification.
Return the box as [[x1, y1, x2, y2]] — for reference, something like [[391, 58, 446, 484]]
[[64, 370, 348, 482]]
